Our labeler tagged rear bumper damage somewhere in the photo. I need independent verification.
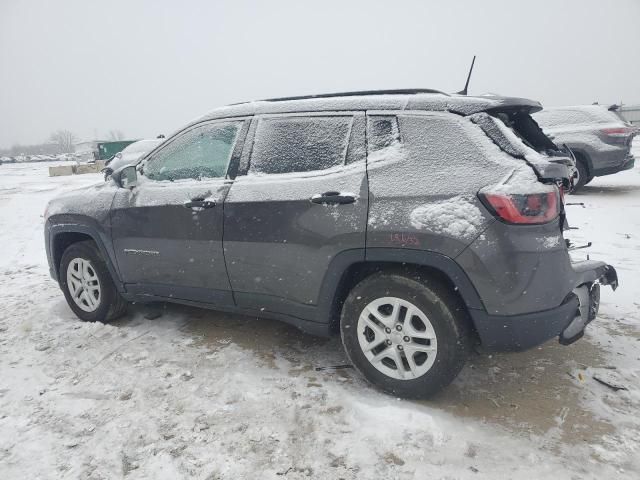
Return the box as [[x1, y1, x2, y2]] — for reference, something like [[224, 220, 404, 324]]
[[471, 262, 618, 351], [559, 263, 618, 345]]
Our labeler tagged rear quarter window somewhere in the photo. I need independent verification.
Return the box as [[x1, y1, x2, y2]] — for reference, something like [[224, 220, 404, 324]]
[[249, 116, 352, 174]]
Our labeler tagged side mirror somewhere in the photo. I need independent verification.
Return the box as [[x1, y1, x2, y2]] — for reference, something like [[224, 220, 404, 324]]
[[102, 166, 114, 181], [114, 165, 138, 189]]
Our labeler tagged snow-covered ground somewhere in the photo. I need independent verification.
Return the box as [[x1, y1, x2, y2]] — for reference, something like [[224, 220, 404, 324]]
[[0, 144, 638, 479]]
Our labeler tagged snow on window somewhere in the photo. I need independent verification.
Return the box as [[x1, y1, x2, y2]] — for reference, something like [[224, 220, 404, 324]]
[[249, 116, 352, 175], [368, 116, 400, 151], [144, 122, 241, 181], [366, 116, 406, 165], [345, 114, 366, 165]]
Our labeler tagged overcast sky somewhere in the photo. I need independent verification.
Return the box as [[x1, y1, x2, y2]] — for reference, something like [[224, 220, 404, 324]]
[[1, 0, 639, 148]]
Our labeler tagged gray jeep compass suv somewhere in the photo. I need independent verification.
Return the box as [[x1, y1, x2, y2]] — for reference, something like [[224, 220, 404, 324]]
[[44, 89, 618, 398]]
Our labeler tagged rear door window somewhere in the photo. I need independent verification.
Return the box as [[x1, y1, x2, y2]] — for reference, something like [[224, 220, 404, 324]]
[[249, 116, 352, 174]]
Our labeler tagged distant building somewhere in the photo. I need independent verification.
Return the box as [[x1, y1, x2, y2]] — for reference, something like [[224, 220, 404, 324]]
[[74, 140, 108, 161], [620, 105, 640, 127], [74, 140, 137, 161]]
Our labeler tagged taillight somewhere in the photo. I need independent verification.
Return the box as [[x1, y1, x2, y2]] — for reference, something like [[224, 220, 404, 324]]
[[479, 188, 560, 224], [600, 127, 635, 138]]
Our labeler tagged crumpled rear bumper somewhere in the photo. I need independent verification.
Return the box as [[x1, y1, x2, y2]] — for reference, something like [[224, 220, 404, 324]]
[[559, 263, 618, 345], [470, 262, 618, 351]]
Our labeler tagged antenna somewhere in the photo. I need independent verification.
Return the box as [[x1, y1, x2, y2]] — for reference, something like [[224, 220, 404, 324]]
[[457, 55, 476, 95]]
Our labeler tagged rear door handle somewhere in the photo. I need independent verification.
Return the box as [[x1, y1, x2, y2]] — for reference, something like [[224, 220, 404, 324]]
[[184, 198, 216, 209], [310, 191, 356, 205]]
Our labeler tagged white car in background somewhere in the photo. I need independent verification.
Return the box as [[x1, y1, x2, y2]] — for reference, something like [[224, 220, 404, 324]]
[[105, 138, 164, 173]]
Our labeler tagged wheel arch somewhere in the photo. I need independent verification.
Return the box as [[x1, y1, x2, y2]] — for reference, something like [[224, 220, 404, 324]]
[[48, 224, 123, 292], [317, 248, 485, 335], [568, 147, 593, 175]]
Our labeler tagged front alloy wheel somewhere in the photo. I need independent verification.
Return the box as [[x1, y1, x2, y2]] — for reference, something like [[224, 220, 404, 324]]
[[59, 240, 127, 322], [66, 258, 101, 312]]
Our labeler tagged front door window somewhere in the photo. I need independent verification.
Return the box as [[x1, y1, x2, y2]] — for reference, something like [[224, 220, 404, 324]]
[[143, 122, 242, 181]]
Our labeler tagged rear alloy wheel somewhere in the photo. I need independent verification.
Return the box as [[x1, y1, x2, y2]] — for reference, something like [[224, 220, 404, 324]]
[[356, 297, 437, 380], [60, 241, 127, 322], [341, 272, 471, 398]]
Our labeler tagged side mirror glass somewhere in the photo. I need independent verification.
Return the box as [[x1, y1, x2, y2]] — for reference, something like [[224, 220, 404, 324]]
[[116, 165, 138, 189]]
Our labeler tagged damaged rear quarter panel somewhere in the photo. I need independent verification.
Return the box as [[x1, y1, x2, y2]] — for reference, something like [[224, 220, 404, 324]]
[[365, 111, 522, 257], [456, 220, 573, 316]]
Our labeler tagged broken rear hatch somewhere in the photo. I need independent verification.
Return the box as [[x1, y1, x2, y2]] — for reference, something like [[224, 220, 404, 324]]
[[471, 106, 618, 344], [470, 107, 575, 185]]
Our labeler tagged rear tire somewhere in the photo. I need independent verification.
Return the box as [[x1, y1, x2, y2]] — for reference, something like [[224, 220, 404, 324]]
[[60, 241, 127, 322], [572, 156, 590, 191], [340, 272, 471, 399]]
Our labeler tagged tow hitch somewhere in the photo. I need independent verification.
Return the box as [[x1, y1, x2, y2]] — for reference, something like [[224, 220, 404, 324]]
[[559, 265, 618, 345]]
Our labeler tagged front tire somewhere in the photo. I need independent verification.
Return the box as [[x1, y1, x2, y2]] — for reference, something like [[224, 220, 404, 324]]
[[340, 272, 471, 399], [59, 241, 127, 322]]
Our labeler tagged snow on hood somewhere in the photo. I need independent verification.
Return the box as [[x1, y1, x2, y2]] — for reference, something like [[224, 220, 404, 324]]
[[45, 181, 117, 219]]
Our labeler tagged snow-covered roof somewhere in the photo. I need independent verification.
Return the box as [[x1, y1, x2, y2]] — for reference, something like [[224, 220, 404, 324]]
[[194, 92, 543, 125]]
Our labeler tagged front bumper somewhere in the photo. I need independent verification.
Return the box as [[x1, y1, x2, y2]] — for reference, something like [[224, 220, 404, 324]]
[[470, 263, 618, 351]]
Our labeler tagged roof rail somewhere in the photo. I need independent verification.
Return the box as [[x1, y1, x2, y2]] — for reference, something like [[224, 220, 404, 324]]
[[228, 88, 449, 106]]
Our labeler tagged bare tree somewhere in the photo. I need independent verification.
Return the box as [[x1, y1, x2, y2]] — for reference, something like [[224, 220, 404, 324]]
[[107, 129, 125, 141], [49, 130, 78, 153]]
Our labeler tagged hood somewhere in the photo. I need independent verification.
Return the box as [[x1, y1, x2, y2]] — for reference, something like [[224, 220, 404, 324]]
[[45, 181, 118, 220]]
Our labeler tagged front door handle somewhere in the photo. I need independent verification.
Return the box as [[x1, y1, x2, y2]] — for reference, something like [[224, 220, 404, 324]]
[[310, 191, 356, 205], [184, 198, 216, 209]]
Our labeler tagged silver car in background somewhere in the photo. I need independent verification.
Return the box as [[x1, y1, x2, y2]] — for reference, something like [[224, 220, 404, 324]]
[[105, 138, 164, 173], [534, 105, 638, 190]]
